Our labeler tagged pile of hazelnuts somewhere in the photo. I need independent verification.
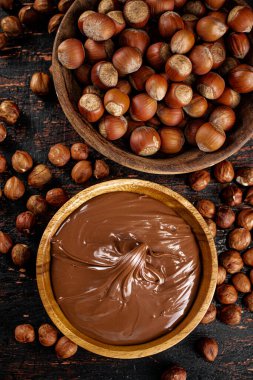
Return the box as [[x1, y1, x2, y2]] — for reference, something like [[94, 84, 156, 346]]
[[57, 0, 253, 157]]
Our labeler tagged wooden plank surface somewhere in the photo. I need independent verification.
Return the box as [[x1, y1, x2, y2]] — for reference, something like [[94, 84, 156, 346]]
[[0, 1, 253, 379]]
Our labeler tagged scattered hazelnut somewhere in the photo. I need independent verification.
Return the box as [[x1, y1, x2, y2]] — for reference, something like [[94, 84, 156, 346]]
[[196, 337, 218, 362], [189, 170, 211, 191], [94, 160, 110, 179], [0, 122, 7, 142], [205, 218, 217, 238], [16, 211, 36, 234], [0, 100, 20, 125], [200, 303, 217, 324], [0, 154, 7, 173], [38, 324, 58, 347], [14, 324, 35, 343], [11, 244, 31, 266], [217, 265, 226, 285], [55, 336, 78, 359], [30, 72, 51, 96], [46, 188, 68, 208], [18, 5, 40, 28], [221, 184, 243, 206], [11, 150, 33, 173], [0, 15, 23, 38], [48, 144, 71, 167], [243, 292, 253, 312], [216, 206, 235, 229], [236, 167, 253, 186], [216, 284, 238, 304], [242, 248, 253, 267], [232, 273, 251, 293], [219, 304, 242, 325], [71, 160, 92, 184], [219, 250, 243, 274], [245, 187, 253, 206], [28, 164, 52, 188], [0, 231, 13, 254], [196, 199, 215, 219], [33, 0, 54, 13], [237, 208, 253, 231], [228, 228, 251, 251], [70, 142, 89, 160], [26, 195, 48, 215], [161, 365, 187, 380], [48, 14, 64, 34], [214, 160, 235, 183], [4, 176, 25, 201]]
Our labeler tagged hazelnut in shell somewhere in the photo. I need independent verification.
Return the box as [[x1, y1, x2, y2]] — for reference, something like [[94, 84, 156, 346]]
[[165, 54, 192, 82], [130, 93, 157, 121], [104, 89, 130, 117], [58, 38, 85, 70], [228, 228, 251, 251], [99, 115, 128, 140], [170, 29, 195, 54], [209, 106, 236, 132], [130, 126, 161, 156], [112, 46, 142, 75], [15, 324, 35, 343], [82, 12, 116, 41], [189, 45, 213, 76], [123, 0, 150, 28], [158, 11, 184, 38], [228, 64, 253, 94], [220, 250, 243, 274], [196, 16, 227, 42], [227, 6, 253, 33], [159, 127, 185, 154], [78, 94, 105, 122], [195, 122, 226, 153], [197, 72, 225, 100]]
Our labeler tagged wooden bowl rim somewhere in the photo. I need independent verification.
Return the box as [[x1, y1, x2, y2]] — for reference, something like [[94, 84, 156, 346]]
[[36, 179, 217, 359], [51, 0, 253, 175]]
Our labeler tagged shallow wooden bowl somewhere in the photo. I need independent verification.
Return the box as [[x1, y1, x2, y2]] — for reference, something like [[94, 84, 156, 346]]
[[37, 179, 217, 359], [52, 0, 253, 174]]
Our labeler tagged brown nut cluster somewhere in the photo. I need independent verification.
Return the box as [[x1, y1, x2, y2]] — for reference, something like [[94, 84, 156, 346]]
[[15, 324, 35, 343], [38, 324, 58, 347], [196, 337, 219, 362], [11, 244, 31, 266], [161, 365, 187, 380], [55, 336, 78, 359]]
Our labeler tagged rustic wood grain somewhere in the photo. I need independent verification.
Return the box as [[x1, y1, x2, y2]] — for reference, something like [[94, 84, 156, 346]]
[[0, 0, 253, 379]]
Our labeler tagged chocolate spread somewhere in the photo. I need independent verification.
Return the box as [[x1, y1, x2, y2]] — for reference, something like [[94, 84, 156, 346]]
[[51, 192, 201, 345]]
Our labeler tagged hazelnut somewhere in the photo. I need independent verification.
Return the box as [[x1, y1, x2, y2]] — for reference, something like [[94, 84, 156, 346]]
[[0, 100, 20, 125], [0, 122, 7, 142], [243, 292, 253, 312], [216, 284, 238, 304], [28, 164, 52, 188], [48, 14, 64, 34], [221, 184, 243, 206], [219, 304, 242, 325], [70, 142, 89, 160], [242, 248, 253, 267], [200, 303, 217, 324], [214, 160, 235, 183], [19, 5, 40, 28], [205, 219, 217, 238], [38, 324, 58, 346], [0, 231, 13, 254], [0, 153, 7, 173], [4, 176, 25, 201], [189, 170, 211, 191], [237, 208, 253, 231], [217, 265, 226, 285], [245, 187, 253, 206], [196, 337, 218, 362], [30, 72, 51, 96], [236, 167, 253, 187], [228, 228, 251, 251], [46, 188, 68, 208], [219, 250, 243, 274], [161, 365, 187, 380], [16, 211, 36, 234], [1, 15, 23, 38], [196, 199, 215, 219], [216, 206, 235, 229], [55, 336, 78, 359], [11, 150, 33, 173], [232, 273, 251, 293], [48, 144, 70, 167], [71, 160, 92, 184], [26, 195, 48, 215], [15, 324, 35, 343], [94, 160, 110, 179], [11, 244, 31, 266], [33, 0, 54, 13]]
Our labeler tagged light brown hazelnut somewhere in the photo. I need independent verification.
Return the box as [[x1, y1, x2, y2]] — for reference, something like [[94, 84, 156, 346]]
[[38, 324, 58, 346], [11, 244, 31, 266], [228, 228, 251, 251], [217, 265, 226, 285], [0, 231, 13, 254], [94, 160, 110, 179], [30, 72, 51, 96], [4, 176, 25, 200], [1, 15, 23, 38], [219, 250, 243, 274], [236, 167, 253, 186], [26, 195, 48, 215], [216, 284, 238, 304], [161, 365, 187, 380], [0, 154, 7, 173], [200, 303, 217, 324], [16, 211, 36, 234], [15, 324, 35, 343], [242, 248, 253, 267], [243, 292, 253, 312], [221, 184, 243, 206], [232, 273, 251, 293], [189, 170, 211, 191], [71, 160, 92, 184], [219, 304, 242, 325], [214, 160, 235, 183], [48, 143, 70, 167], [55, 336, 78, 359], [70, 142, 89, 160], [216, 205, 235, 229], [196, 199, 215, 219], [245, 187, 253, 206], [196, 337, 218, 362], [205, 218, 217, 238], [11, 150, 33, 173], [237, 208, 253, 231], [28, 164, 52, 188], [46, 188, 68, 208], [0, 122, 7, 142], [0, 100, 20, 125]]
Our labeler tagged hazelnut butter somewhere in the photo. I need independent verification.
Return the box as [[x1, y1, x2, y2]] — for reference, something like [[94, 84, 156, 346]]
[[51, 192, 201, 345]]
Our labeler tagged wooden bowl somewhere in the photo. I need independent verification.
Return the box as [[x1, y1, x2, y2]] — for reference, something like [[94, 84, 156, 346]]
[[37, 179, 217, 359], [52, 0, 253, 175]]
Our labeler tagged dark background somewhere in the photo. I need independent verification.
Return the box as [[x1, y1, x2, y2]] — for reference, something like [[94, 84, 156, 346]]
[[0, 1, 253, 379]]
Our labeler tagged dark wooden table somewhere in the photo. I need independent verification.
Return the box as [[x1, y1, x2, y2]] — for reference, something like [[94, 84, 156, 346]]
[[0, 2, 253, 379]]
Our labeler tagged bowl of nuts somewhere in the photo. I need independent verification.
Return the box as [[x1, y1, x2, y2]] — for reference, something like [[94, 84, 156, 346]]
[[52, 0, 253, 174], [37, 179, 217, 358]]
